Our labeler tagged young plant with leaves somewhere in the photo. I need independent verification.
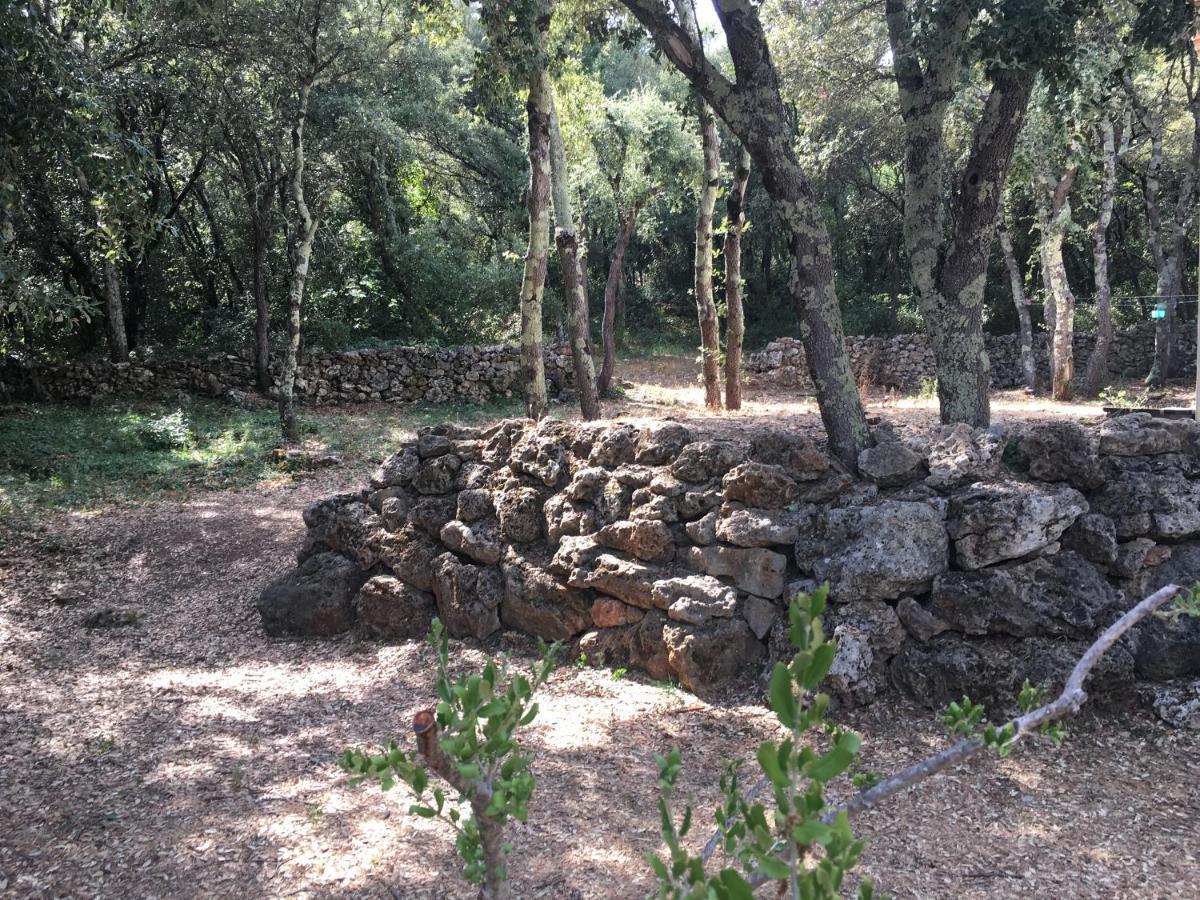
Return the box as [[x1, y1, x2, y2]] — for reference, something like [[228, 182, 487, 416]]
[[647, 584, 874, 899], [340, 620, 560, 900]]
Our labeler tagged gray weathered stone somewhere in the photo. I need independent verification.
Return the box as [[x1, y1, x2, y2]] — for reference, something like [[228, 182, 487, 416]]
[[258, 552, 367, 637], [683, 545, 787, 598], [947, 481, 1086, 569], [355, 575, 435, 640]]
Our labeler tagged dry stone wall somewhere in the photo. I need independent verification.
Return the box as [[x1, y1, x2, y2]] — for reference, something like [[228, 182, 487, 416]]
[[0, 343, 576, 405], [259, 414, 1200, 718], [747, 325, 1196, 391]]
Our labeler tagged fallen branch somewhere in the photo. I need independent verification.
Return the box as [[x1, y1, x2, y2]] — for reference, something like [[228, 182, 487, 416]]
[[701, 583, 1181, 869], [827, 582, 1181, 823]]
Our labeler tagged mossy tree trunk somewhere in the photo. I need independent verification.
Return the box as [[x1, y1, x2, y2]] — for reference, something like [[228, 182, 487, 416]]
[[519, 66, 551, 420], [724, 146, 751, 410], [1037, 165, 1078, 401], [599, 210, 636, 397], [886, 0, 1035, 426]]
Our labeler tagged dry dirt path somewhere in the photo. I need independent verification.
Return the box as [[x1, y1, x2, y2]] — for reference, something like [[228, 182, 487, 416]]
[[2, 364, 1198, 899]]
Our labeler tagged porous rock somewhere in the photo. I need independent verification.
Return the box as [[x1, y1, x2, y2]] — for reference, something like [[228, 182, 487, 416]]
[[258, 552, 368, 637], [947, 481, 1086, 569], [796, 500, 947, 601], [354, 575, 435, 640]]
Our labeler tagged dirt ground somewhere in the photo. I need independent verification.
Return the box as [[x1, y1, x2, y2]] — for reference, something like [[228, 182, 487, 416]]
[[2, 358, 1198, 899]]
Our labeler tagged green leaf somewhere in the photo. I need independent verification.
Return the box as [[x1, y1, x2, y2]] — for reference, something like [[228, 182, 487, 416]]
[[768, 663, 796, 729], [409, 805, 437, 818], [757, 741, 787, 787], [716, 868, 755, 899], [755, 855, 793, 881], [802, 642, 836, 690]]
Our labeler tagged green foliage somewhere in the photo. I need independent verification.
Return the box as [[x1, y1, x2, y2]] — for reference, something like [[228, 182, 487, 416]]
[[341, 620, 560, 890], [124, 410, 193, 450], [915, 377, 939, 401], [647, 584, 873, 899], [0, 397, 521, 518]]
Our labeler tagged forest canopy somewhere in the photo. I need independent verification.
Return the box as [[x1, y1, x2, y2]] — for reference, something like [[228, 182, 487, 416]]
[[0, 0, 1195, 391]]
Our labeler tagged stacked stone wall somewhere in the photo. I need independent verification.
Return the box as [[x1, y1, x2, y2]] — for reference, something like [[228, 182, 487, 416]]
[[747, 325, 1196, 391], [0, 343, 576, 405], [259, 414, 1200, 719]]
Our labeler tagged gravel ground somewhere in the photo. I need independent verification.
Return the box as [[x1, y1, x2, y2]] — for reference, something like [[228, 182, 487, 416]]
[[2, 363, 1198, 899]]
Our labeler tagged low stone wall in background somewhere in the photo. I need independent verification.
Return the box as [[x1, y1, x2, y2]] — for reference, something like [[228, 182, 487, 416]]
[[258, 415, 1200, 725], [0, 343, 577, 405], [747, 324, 1197, 391]]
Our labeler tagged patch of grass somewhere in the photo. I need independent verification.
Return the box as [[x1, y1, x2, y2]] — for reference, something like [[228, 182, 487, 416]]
[[0, 396, 522, 521]]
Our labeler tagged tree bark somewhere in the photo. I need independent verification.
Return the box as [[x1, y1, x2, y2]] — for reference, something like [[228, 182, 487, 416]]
[[694, 104, 722, 409], [1083, 117, 1118, 397], [620, 0, 868, 468], [101, 256, 128, 362], [519, 65, 552, 421], [547, 91, 601, 420], [1035, 164, 1079, 401], [886, 0, 1035, 425], [599, 211, 636, 397], [279, 80, 319, 444], [996, 213, 1036, 393], [252, 215, 271, 392], [724, 146, 751, 409]]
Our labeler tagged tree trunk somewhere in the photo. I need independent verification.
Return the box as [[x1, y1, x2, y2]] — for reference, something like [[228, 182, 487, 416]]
[[1038, 166, 1078, 401], [724, 146, 751, 409], [996, 214, 1036, 393], [252, 217, 271, 392], [886, 0, 1035, 426], [547, 91, 600, 420], [102, 256, 128, 362], [1083, 117, 1118, 397], [279, 81, 318, 444], [599, 211, 635, 396], [620, 0, 868, 467], [694, 104, 722, 410], [519, 66, 551, 420]]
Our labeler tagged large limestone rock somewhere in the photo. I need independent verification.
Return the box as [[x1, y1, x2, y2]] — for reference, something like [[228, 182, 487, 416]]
[[663, 618, 764, 695], [635, 422, 695, 465], [568, 553, 661, 608], [749, 430, 832, 481], [431, 552, 503, 640], [721, 462, 799, 509], [1061, 512, 1119, 568], [1150, 680, 1200, 729], [589, 424, 639, 468], [440, 519, 503, 565], [857, 442, 926, 487], [926, 424, 1007, 490], [795, 500, 948, 601], [683, 545, 787, 598], [825, 601, 906, 706], [1098, 414, 1181, 456], [947, 481, 1086, 569], [578, 610, 671, 681], [500, 549, 592, 641], [413, 454, 461, 494], [258, 552, 368, 636], [1017, 422, 1102, 490], [495, 483, 545, 543], [1090, 468, 1200, 540], [928, 551, 1119, 638], [596, 519, 675, 562], [1127, 544, 1200, 680], [891, 634, 1135, 712], [672, 441, 743, 483], [354, 575, 435, 640], [371, 448, 419, 489], [651, 574, 739, 623], [715, 508, 806, 547]]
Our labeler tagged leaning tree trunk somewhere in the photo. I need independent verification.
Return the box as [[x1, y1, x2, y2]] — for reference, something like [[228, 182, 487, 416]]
[[518, 66, 551, 420], [620, 0, 868, 468], [547, 91, 600, 420], [599, 210, 635, 397], [996, 213, 1036, 393], [279, 81, 319, 443], [694, 103, 722, 410], [724, 147, 751, 410], [1083, 117, 1118, 397]]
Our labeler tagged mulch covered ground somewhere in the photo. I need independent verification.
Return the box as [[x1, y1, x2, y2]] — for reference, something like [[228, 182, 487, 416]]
[[2, 366, 1198, 898]]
